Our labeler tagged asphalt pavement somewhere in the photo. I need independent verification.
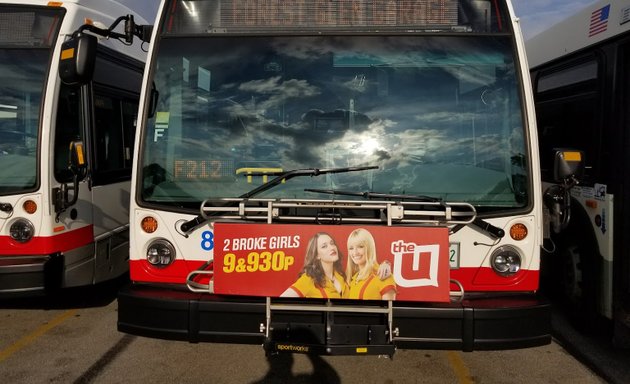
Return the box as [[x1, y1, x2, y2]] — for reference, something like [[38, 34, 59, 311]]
[[551, 305, 630, 384]]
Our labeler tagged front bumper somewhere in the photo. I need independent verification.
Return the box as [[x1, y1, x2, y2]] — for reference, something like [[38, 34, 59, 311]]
[[117, 283, 551, 354], [0, 254, 62, 297]]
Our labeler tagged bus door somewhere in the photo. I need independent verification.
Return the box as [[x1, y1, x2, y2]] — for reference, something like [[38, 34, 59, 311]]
[[88, 51, 142, 283], [89, 88, 138, 283], [53, 49, 142, 286]]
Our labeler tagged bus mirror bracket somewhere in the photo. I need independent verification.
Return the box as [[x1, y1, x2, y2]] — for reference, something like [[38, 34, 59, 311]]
[[53, 140, 87, 220], [543, 149, 584, 234], [59, 14, 152, 85]]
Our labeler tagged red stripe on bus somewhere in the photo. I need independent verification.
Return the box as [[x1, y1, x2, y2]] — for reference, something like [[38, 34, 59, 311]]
[[130, 259, 539, 292], [130, 259, 206, 284], [453, 267, 539, 291], [0, 225, 94, 255]]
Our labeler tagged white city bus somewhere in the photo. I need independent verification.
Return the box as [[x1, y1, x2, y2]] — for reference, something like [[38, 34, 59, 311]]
[[0, 0, 149, 296], [528, 0, 630, 346], [101, 0, 562, 354]]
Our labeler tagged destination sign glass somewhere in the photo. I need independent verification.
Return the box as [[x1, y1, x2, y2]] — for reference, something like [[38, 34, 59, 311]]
[[163, 0, 509, 34], [0, 6, 63, 47]]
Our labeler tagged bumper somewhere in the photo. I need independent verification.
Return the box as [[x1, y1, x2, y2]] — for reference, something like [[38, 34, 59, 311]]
[[117, 284, 551, 353], [0, 254, 62, 297]]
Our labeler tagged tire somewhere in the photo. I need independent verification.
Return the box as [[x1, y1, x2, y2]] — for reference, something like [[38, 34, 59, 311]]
[[556, 228, 599, 332]]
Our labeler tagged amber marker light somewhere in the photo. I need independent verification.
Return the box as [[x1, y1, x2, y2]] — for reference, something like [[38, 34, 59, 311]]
[[510, 223, 528, 241], [47, 2, 63, 6], [141, 216, 158, 233], [23, 200, 37, 214]]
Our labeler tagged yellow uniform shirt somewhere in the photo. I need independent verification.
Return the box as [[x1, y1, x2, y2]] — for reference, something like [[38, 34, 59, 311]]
[[347, 272, 396, 300], [287, 271, 346, 298]]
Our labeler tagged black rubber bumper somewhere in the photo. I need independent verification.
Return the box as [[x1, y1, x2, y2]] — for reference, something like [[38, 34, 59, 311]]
[[0, 254, 63, 297], [117, 283, 551, 352]]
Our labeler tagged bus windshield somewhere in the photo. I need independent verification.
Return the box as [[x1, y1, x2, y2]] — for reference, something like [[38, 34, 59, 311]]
[[141, 2, 528, 209], [0, 6, 62, 195]]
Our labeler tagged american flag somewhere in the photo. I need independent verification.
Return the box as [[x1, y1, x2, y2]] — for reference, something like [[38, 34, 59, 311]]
[[589, 4, 611, 37]]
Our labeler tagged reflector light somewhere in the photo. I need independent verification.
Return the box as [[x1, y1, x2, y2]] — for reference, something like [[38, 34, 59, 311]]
[[23, 200, 37, 214], [141, 216, 158, 233], [562, 151, 582, 162], [509, 223, 527, 241]]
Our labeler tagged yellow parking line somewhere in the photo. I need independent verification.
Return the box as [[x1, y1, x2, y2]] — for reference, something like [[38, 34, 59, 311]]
[[0, 309, 78, 363], [447, 351, 474, 384]]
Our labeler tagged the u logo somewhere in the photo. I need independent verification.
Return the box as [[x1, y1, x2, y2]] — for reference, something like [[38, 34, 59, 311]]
[[392, 244, 440, 288]]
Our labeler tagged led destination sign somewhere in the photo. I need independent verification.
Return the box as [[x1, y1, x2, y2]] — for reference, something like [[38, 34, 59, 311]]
[[217, 0, 458, 29]]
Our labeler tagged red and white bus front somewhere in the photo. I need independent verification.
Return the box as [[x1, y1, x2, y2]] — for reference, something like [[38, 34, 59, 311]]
[[119, 0, 550, 354]]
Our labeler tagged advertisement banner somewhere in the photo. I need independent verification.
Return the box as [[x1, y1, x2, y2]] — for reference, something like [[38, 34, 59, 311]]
[[213, 223, 450, 302]]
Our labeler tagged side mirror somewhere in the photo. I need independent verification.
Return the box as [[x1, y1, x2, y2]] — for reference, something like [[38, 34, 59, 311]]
[[59, 33, 97, 85], [53, 140, 87, 218], [553, 149, 584, 183]]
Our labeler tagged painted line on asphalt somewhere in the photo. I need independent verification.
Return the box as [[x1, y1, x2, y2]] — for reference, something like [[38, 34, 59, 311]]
[[0, 309, 78, 363], [447, 351, 474, 384]]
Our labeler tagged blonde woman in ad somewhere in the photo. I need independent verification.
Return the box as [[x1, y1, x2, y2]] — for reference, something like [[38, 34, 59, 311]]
[[345, 228, 396, 300]]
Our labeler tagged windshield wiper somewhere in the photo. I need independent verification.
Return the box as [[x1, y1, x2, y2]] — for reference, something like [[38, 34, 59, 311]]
[[304, 188, 441, 202], [239, 166, 378, 199], [179, 165, 378, 234], [471, 218, 505, 239]]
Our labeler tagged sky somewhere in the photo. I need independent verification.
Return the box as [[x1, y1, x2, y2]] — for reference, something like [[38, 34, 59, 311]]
[[512, 0, 599, 39], [119, 0, 600, 41]]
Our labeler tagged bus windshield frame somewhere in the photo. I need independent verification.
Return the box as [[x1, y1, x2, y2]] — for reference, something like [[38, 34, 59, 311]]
[[0, 5, 64, 195], [139, 0, 530, 213]]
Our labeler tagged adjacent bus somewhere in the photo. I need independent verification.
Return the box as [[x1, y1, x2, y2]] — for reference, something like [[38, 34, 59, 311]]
[[103, 0, 556, 354], [0, 0, 149, 296], [528, 0, 630, 346]]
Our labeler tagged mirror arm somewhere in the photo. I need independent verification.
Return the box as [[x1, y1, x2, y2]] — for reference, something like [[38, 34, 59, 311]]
[[67, 174, 80, 207], [74, 14, 151, 44]]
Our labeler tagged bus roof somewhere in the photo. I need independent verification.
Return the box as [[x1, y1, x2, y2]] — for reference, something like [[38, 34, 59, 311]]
[[526, 0, 630, 69], [0, 0, 151, 25]]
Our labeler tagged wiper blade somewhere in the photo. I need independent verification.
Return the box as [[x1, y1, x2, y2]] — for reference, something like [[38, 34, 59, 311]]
[[471, 218, 505, 239], [305, 188, 441, 203], [239, 166, 378, 199], [179, 165, 378, 234]]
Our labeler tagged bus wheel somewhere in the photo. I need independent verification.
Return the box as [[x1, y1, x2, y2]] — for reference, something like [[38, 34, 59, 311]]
[[562, 244, 583, 308], [559, 236, 597, 332]]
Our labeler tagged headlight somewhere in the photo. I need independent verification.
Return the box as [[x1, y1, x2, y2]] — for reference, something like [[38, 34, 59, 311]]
[[146, 239, 176, 267], [10, 219, 35, 243], [490, 245, 522, 276]]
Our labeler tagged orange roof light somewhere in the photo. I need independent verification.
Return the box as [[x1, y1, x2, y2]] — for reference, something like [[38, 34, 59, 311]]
[[141, 216, 158, 233], [47, 2, 63, 7], [509, 223, 528, 241]]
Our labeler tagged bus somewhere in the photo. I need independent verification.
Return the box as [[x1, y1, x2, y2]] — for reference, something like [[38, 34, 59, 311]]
[[79, 0, 562, 355], [0, 0, 150, 297], [528, 0, 630, 346]]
